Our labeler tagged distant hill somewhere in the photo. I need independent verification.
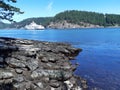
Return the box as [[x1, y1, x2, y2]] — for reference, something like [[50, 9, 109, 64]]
[[53, 10, 120, 27], [53, 10, 105, 26], [48, 10, 105, 28], [1, 10, 120, 29], [0, 22, 10, 29], [9, 17, 53, 29]]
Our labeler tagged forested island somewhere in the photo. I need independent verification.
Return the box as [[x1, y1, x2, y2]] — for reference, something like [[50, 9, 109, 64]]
[[1, 10, 120, 29]]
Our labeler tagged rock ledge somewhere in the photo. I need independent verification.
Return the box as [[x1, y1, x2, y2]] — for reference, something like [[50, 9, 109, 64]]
[[0, 37, 86, 90]]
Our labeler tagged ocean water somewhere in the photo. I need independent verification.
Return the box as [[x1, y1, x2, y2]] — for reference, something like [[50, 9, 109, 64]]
[[0, 28, 120, 90]]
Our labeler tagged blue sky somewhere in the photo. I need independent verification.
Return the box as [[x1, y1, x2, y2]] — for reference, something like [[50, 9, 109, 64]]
[[11, 0, 120, 22]]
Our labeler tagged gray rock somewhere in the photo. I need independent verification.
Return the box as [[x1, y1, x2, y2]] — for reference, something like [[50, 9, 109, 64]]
[[13, 83, 25, 90], [30, 83, 37, 90], [60, 62, 71, 70], [31, 69, 72, 81], [26, 51, 36, 57], [81, 79, 87, 84], [13, 76, 24, 83], [37, 53, 44, 59], [15, 69, 23, 74], [43, 46, 52, 52], [41, 57, 49, 62], [6, 58, 26, 68], [13, 55, 28, 61], [82, 84, 88, 89], [0, 71, 13, 79], [13, 81, 32, 90], [36, 82, 44, 89], [71, 65, 77, 71], [0, 80, 4, 84], [4, 79, 13, 84], [25, 81, 32, 90], [46, 63, 52, 68], [0, 79, 13, 85], [26, 59, 38, 71], [42, 77, 50, 82], [50, 80, 60, 88], [48, 57, 57, 63]]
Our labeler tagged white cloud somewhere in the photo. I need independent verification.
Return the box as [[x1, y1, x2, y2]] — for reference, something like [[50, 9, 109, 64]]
[[46, 1, 53, 12]]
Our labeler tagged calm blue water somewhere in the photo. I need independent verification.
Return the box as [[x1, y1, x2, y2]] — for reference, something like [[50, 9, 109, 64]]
[[0, 28, 120, 90]]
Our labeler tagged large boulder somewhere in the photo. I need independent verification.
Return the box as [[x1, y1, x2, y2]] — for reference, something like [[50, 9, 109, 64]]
[[31, 69, 72, 81]]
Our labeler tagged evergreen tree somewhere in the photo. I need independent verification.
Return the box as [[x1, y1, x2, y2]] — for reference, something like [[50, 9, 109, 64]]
[[0, 0, 23, 22]]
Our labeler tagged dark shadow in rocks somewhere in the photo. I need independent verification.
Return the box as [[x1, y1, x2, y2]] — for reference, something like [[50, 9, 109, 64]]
[[0, 37, 18, 90], [0, 83, 13, 90], [0, 37, 18, 67]]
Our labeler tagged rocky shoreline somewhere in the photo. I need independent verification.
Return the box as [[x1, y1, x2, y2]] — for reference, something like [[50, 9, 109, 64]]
[[0, 37, 87, 90], [47, 20, 103, 29]]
